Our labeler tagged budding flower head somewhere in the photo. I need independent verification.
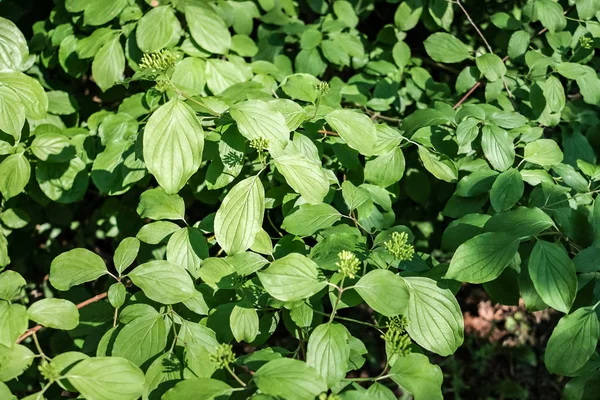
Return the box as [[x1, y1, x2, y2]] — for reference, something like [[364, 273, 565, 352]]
[[336, 250, 360, 279], [154, 79, 171, 92], [384, 231, 414, 261], [317, 81, 330, 95], [382, 315, 411, 357], [209, 343, 236, 369], [249, 137, 269, 151], [579, 35, 593, 50], [139, 49, 178, 72]]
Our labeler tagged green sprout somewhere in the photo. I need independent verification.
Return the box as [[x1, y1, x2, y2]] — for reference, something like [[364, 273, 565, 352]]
[[579, 35, 593, 50], [209, 343, 236, 369], [317, 81, 330, 95], [384, 231, 414, 261], [336, 250, 360, 279], [249, 137, 269, 151]]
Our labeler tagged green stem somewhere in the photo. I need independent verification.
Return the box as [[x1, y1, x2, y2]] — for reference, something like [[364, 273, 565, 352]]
[[32, 331, 48, 360], [312, 309, 381, 329], [329, 278, 345, 324], [225, 364, 247, 387]]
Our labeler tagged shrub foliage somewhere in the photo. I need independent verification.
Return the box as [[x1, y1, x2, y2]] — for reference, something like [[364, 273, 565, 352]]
[[0, 0, 599, 399]]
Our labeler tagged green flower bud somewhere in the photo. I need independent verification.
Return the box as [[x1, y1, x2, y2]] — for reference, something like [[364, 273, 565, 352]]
[[249, 137, 269, 151], [209, 343, 236, 369], [382, 315, 411, 357], [316, 81, 330, 94], [384, 231, 414, 261], [139, 49, 178, 72], [336, 250, 360, 279], [579, 36, 593, 50]]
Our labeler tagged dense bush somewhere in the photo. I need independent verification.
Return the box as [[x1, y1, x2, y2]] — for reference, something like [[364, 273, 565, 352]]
[[0, 0, 599, 398]]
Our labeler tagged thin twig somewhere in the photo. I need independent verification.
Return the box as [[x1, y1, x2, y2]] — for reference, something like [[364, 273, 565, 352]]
[[456, 0, 493, 53], [318, 129, 339, 137], [17, 292, 108, 343]]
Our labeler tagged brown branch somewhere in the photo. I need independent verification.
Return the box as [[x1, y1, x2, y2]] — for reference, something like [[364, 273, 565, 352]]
[[17, 292, 108, 344], [318, 129, 339, 137]]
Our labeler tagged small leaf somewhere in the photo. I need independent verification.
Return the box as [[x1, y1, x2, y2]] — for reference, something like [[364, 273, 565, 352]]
[[257, 253, 326, 302], [112, 314, 168, 366], [230, 100, 290, 151], [0, 303, 27, 347], [185, 6, 231, 55], [394, 0, 423, 31], [215, 176, 265, 255], [27, 298, 79, 330], [66, 357, 145, 400], [476, 53, 506, 82], [404, 277, 464, 356], [529, 240, 577, 313], [325, 109, 377, 156], [113, 237, 140, 275], [136, 6, 181, 53], [446, 232, 520, 283], [524, 139, 564, 166], [50, 248, 107, 291], [483, 207, 555, 238], [0, 270, 26, 300], [282, 203, 342, 236], [91, 36, 124, 92], [424, 33, 471, 63], [545, 307, 599, 376], [274, 151, 330, 204], [0, 153, 30, 200], [230, 305, 259, 343], [389, 353, 443, 400], [143, 98, 204, 194], [306, 323, 350, 388], [128, 261, 195, 304], [365, 147, 406, 187], [481, 125, 515, 171], [490, 168, 524, 212], [0, 344, 35, 382], [536, 0, 566, 33], [253, 358, 328, 400], [354, 270, 410, 316]]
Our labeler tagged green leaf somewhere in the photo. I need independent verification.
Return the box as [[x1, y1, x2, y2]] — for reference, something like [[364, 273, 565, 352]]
[[30, 133, 74, 163], [401, 109, 453, 136], [108, 283, 126, 309], [481, 125, 515, 171], [47, 91, 77, 115], [185, 6, 231, 55], [257, 253, 326, 302], [230, 100, 290, 151], [404, 277, 464, 356], [483, 207, 554, 238], [524, 139, 564, 166], [0, 344, 35, 382], [128, 260, 195, 304], [365, 147, 405, 187], [205, 59, 246, 95], [529, 240, 577, 313], [282, 203, 342, 236], [253, 358, 328, 400], [36, 157, 88, 204], [27, 298, 79, 330], [77, 28, 119, 59], [167, 227, 209, 278], [476, 53, 506, 82], [0, 302, 27, 347], [553, 163, 589, 192], [0, 17, 30, 71], [66, 357, 145, 400], [455, 170, 498, 197], [281, 74, 320, 103], [215, 176, 264, 255], [49, 248, 108, 291], [545, 307, 599, 376], [490, 12, 521, 30], [306, 323, 350, 388], [83, 0, 127, 26], [136, 6, 181, 53], [446, 232, 520, 283], [576, 0, 600, 19], [490, 168, 524, 212], [0, 153, 29, 200], [354, 270, 410, 316], [142, 352, 183, 400], [424, 33, 471, 63], [113, 237, 140, 275], [394, 0, 423, 31], [136, 221, 180, 244], [0, 382, 15, 400], [334, 1, 358, 28], [163, 378, 232, 400], [112, 314, 168, 366], [536, 0, 566, 33], [171, 58, 206, 97], [326, 110, 377, 156], [0, 71, 47, 119], [137, 187, 185, 221], [92, 36, 124, 92], [544, 76, 565, 113], [418, 147, 458, 183], [508, 30, 530, 60], [143, 97, 204, 194], [230, 305, 259, 343], [274, 150, 330, 204], [0, 86, 25, 141], [0, 271, 26, 300], [389, 353, 443, 400]]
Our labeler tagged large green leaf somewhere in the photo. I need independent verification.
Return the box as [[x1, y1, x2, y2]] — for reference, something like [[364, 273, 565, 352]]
[[529, 240, 577, 313], [143, 97, 204, 194], [306, 323, 350, 388], [0, 17, 30, 71], [481, 125, 515, 171], [389, 353, 443, 400], [0, 71, 47, 119], [66, 357, 145, 400], [253, 358, 328, 400], [230, 305, 259, 343], [229, 100, 290, 151], [167, 227, 209, 278], [0, 344, 35, 382], [136, 6, 181, 53], [325, 109, 377, 156], [404, 277, 464, 356], [490, 168, 523, 212], [112, 314, 168, 366], [257, 253, 326, 302], [0, 86, 24, 141], [446, 232, 520, 283], [128, 261, 195, 304], [0, 270, 26, 300], [545, 307, 599, 376], [394, 0, 423, 31], [365, 147, 406, 187], [483, 207, 554, 238], [92, 36, 124, 92], [36, 157, 88, 204], [524, 139, 564, 166], [50, 248, 107, 291], [83, 0, 128, 26], [162, 378, 232, 400], [214, 175, 265, 255], [0, 302, 27, 347], [27, 298, 79, 330], [424, 32, 470, 63], [354, 270, 410, 316], [274, 150, 330, 204], [0, 153, 30, 200], [185, 6, 231, 54], [281, 203, 342, 236]]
